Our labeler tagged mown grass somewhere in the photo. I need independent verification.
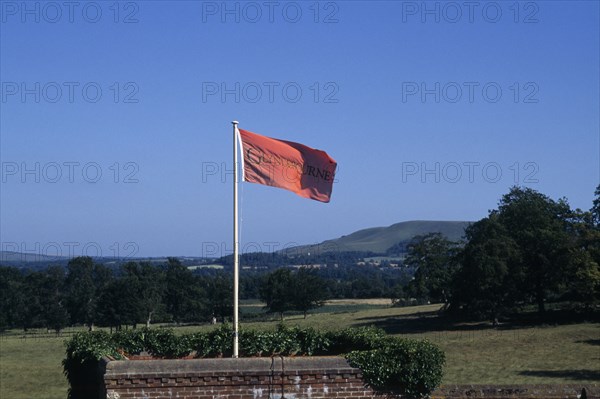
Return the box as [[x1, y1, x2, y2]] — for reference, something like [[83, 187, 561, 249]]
[[1, 301, 598, 399], [0, 333, 68, 399]]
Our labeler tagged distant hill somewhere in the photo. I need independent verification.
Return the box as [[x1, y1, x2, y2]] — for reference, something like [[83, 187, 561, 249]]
[[0, 251, 209, 270], [1, 221, 472, 269], [0, 251, 68, 263], [282, 220, 472, 256]]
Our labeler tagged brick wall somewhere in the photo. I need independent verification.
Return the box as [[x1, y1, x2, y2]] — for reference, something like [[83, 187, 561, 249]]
[[101, 356, 599, 399], [102, 357, 375, 399]]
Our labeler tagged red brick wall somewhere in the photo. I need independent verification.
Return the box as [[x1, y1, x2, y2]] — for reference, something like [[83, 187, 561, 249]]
[[102, 357, 375, 399], [101, 356, 599, 399]]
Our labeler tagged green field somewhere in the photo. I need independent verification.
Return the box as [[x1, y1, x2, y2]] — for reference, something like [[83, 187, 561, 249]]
[[1, 302, 599, 399]]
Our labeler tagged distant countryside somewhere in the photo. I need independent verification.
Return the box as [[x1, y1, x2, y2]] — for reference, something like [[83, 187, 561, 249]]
[[1, 186, 599, 399]]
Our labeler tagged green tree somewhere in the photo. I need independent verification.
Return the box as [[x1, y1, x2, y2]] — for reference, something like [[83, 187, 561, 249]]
[[120, 262, 165, 328], [260, 268, 294, 320], [591, 184, 600, 227], [40, 266, 70, 334], [96, 274, 122, 331], [405, 233, 459, 303], [165, 258, 207, 323], [292, 267, 327, 318], [451, 215, 521, 320], [0, 267, 26, 330], [496, 186, 572, 315], [21, 271, 47, 330], [564, 206, 600, 306], [65, 257, 96, 329], [207, 273, 233, 322]]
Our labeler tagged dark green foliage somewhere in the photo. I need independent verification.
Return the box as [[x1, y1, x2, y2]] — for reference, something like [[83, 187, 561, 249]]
[[207, 273, 234, 322], [238, 328, 270, 357], [346, 338, 445, 398], [260, 268, 294, 319], [496, 187, 572, 315], [404, 233, 460, 303], [0, 258, 412, 331], [591, 184, 600, 227], [64, 330, 122, 362], [124, 262, 166, 327], [450, 185, 600, 320], [40, 266, 70, 333], [0, 267, 25, 330], [238, 325, 330, 357], [112, 329, 146, 355], [143, 328, 193, 358], [96, 277, 134, 330], [292, 268, 328, 318], [64, 257, 96, 328], [204, 323, 234, 357], [326, 326, 386, 354], [64, 326, 444, 398], [259, 267, 328, 319], [291, 325, 331, 356], [165, 258, 208, 323], [451, 215, 521, 320], [62, 331, 123, 399]]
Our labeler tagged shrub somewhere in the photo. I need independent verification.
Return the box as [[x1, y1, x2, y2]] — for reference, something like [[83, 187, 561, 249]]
[[112, 329, 145, 355], [205, 323, 233, 357], [239, 328, 270, 357], [294, 326, 330, 355], [144, 328, 192, 358], [63, 331, 122, 399], [189, 331, 211, 357], [346, 337, 445, 398], [326, 326, 385, 354]]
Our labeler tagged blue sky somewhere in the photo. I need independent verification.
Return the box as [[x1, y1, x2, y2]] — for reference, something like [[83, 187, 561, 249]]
[[1, 1, 598, 258]]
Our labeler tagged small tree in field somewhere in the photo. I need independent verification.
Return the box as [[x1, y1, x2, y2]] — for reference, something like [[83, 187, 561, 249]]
[[260, 268, 294, 320], [260, 267, 328, 320], [292, 267, 327, 318]]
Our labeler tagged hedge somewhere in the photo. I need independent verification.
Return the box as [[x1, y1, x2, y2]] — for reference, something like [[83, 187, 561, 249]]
[[64, 325, 444, 399]]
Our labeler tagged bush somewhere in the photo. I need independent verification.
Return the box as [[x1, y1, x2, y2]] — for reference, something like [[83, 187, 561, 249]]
[[63, 331, 123, 399], [205, 323, 233, 357], [346, 338, 445, 398], [293, 326, 330, 355], [268, 324, 302, 355], [144, 328, 192, 358], [112, 329, 146, 355], [326, 326, 385, 354], [239, 328, 270, 357], [189, 331, 211, 357]]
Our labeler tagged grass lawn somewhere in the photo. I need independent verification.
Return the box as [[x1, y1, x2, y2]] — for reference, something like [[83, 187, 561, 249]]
[[0, 333, 68, 399], [1, 301, 598, 399]]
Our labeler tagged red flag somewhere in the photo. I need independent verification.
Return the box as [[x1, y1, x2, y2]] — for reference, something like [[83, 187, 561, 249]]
[[238, 128, 337, 203]]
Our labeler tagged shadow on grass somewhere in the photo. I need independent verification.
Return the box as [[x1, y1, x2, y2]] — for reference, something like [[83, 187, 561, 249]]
[[506, 308, 600, 328], [519, 369, 600, 381], [576, 339, 600, 346], [353, 311, 494, 334], [353, 307, 600, 335]]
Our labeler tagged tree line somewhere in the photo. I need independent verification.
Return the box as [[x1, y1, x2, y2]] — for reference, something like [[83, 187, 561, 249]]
[[397, 185, 600, 321], [0, 258, 237, 332], [0, 256, 412, 332]]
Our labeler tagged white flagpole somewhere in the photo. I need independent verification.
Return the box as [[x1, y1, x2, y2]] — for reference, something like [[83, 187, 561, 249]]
[[232, 120, 240, 358]]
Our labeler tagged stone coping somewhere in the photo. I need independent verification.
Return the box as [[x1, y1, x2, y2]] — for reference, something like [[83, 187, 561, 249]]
[[103, 356, 356, 377]]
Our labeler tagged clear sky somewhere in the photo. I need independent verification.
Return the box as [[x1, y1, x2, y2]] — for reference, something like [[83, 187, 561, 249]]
[[1, 1, 598, 258]]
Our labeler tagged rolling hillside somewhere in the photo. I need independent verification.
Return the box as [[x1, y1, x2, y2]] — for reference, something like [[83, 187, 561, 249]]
[[283, 220, 471, 255]]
